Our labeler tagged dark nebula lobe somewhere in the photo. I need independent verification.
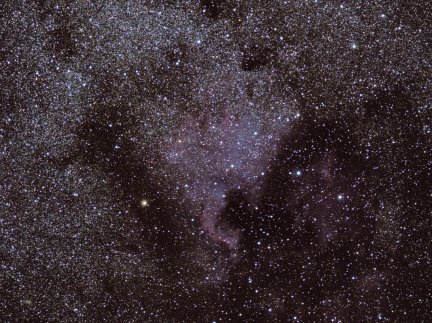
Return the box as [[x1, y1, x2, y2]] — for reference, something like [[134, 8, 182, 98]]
[[1, 0, 431, 321]]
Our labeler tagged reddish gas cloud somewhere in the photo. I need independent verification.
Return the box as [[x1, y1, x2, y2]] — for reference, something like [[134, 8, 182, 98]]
[[162, 108, 293, 248]]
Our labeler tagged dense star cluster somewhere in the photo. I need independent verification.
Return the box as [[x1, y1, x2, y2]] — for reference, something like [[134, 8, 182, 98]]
[[1, 0, 431, 321]]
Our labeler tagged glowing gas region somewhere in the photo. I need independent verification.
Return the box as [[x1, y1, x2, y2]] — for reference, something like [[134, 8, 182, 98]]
[[163, 107, 294, 248]]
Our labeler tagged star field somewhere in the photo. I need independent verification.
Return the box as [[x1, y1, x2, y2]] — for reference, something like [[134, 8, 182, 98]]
[[1, 0, 431, 321]]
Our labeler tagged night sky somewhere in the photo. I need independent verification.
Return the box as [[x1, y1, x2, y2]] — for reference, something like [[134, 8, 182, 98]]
[[1, 0, 431, 321]]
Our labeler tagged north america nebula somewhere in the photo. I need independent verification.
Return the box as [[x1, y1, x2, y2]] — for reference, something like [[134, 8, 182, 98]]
[[1, 0, 431, 321]]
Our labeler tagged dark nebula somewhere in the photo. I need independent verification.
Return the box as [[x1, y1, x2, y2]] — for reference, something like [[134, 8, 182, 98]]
[[1, 0, 431, 321]]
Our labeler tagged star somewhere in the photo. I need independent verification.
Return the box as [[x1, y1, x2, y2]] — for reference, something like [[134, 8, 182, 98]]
[[140, 199, 149, 207]]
